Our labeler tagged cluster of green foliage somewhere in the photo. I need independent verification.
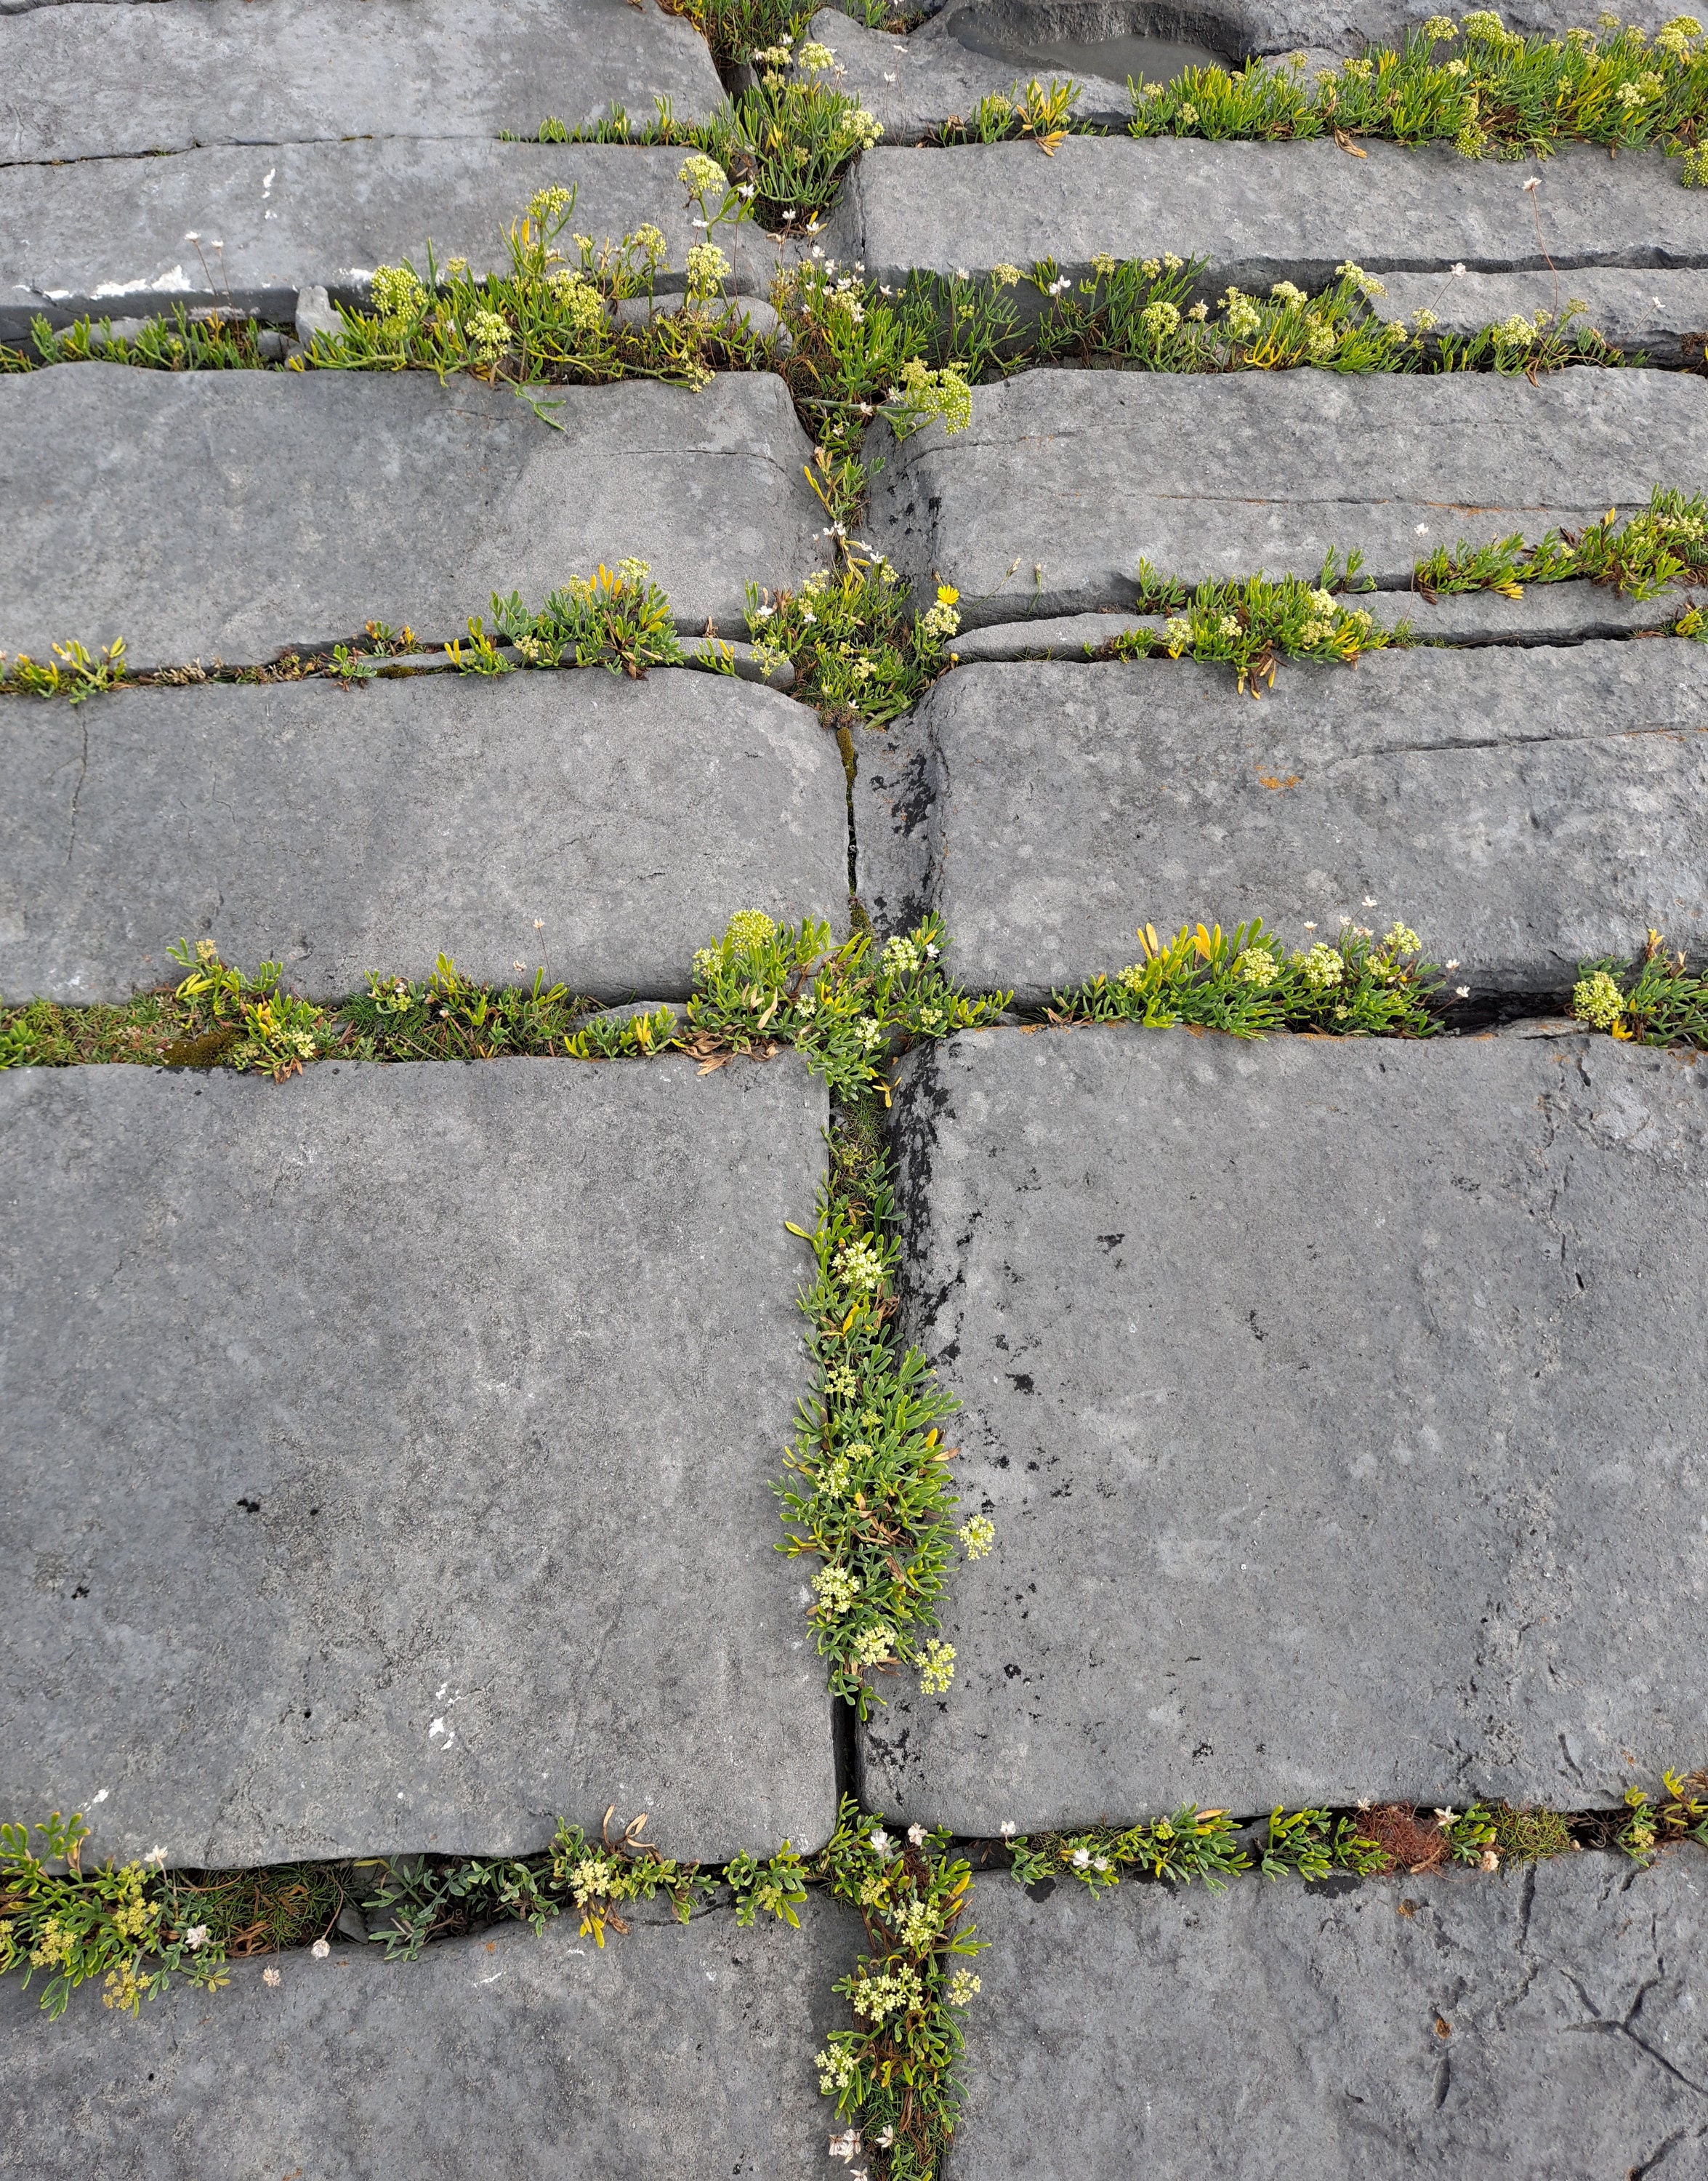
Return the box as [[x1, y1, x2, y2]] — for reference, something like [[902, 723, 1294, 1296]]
[[778, 1094, 983, 1713], [1110, 550, 1398, 694], [1571, 930, 1708, 1045], [677, 911, 1007, 1098], [1, 1807, 809, 2017], [1415, 487, 1708, 601], [1007, 1805, 1384, 1893], [0, 637, 126, 702], [1, 305, 273, 376], [1123, 13, 1708, 161], [469, 561, 682, 678], [811, 1797, 985, 2181], [749, 561, 962, 726], [1052, 917, 1447, 1040]]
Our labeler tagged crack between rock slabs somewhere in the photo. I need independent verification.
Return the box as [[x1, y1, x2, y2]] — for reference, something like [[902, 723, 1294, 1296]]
[[64, 711, 88, 868], [1325, 720, 1700, 763]]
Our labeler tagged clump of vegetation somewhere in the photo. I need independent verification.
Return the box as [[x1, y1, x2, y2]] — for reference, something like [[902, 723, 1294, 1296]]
[[750, 561, 960, 727], [1108, 550, 1398, 694], [811, 1798, 986, 2181], [1414, 488, 1708, 600], [1126, 13, 1708, 163], [1052, 917, 1448, 1039], [1571, 930, 1708, 1045], [680, 912, 1007, 1097], [0, 638, 126, 702], [778, 1093, 980, 1712]]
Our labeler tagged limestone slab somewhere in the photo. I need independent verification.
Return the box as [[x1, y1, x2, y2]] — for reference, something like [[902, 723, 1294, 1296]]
[[0, 1056, 833, 1865], [0, 670, 847, 1005], [0, 0, 725, 164], [845, 136, 1708, 289], [0, 140, 785, 338], [853, 645, 1708, 999], [950, 1854, 1708, 2180], [859, 1027, 1708, 1831], [0, 1899, 859, 2177], [864, 367, 1708, 619], [0, 365, 823, 664]]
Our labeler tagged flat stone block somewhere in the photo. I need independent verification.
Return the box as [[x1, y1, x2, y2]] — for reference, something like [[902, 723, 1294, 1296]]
[[0, 365, 824, 664], [845, 136, 1708, 287], [951, 1854, 1708, 2180], [0, 670, 846, 1005], [865, 367, 1708, 619], [0, 0, 725, 164], [0, 139, 786, 338], [0, 1057, 834, 1865], [859, 1028, 1708, 1831], [854, 644, 1708, 999], [0, 1899, 859, 2177]]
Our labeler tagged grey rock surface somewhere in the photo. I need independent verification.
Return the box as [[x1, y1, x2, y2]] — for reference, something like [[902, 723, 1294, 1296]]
[[0, 671, 846, 1005], [853, 645, 1708, 997], [865, 367, 1708, 617], [0, 1057, 834, 1865], [0, 139, 785, 339], [949, 1853, 1708, 2180], [0, 0, 725, 164], [0, 365, 824, 664], [0, 1900, 862, 2178], [1379, 266, 1708, 368], [860, 1028, 1708, 1831], [845, 138, 1708, 295]]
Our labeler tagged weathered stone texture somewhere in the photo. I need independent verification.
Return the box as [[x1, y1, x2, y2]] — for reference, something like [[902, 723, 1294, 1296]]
[[0, 1899, 861, 2178], [866, 367, 1708, 619], [845, 135, 1708, 284], [1, 670, 847, 1004], [0, 1058, 834, 1865], [0, 365, 823, 664], [853, 645, 1708, 997], [0, 0, 725, 163], [860, 1028, 1708, 1833], [951, 1853, 1708, 2180], [0, 140, 786, 338]]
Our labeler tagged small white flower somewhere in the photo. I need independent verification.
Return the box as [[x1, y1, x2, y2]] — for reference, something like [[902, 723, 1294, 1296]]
[[1000, 1820, 1017, 1836], [262, 1966, 281, 1987], [1362, 896, 1378, 907], [182, 1924, 211, 1951], [908, 1823, 926, 1845], [145, 1844, 168, 1868], [1445, 958, 1459, 970], [1071, 1846, 1091, 1868], [1523, 175, 1541, 192], [829, 2129, 861, 2161], [1435, 1807, 1459, 1828], [1450, 262, 1466, 278], [1416, 523, 1430, 536], [311, 1937, 331, 1959], [1302, 921, 1317, 931], [1457, 984, 1471, 997], [869, 1828, 892, 1856]]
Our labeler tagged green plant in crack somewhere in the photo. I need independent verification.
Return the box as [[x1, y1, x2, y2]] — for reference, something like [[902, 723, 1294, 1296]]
[[1111, 551, 1401, 694], [1125, 14, 1708, 163], [0, 1815, 230, 2021], [812, 1796, 985, 2181], [681, 911, 1007, 1098], [749, 562, 959, 727], [486, 559, 684, 677], [1052, 917, 1447, 1039], [777, 1098, 977, 1713], [1571, 929, 1708, 1045], [0, 638, 126, 703], [1006, 1807, 1253, 1893], [1414, 488, 1708, 601]]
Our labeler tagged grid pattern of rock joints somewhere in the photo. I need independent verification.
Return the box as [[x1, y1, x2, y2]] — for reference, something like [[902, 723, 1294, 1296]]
[[1, 2, 1706, 2172]]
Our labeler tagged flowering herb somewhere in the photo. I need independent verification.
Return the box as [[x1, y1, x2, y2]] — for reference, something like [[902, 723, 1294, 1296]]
[[749, 560, 959, 728], [1051, 918, 1446, 1040], [1111, 550, 1399, 693], [1571, 929, 1708, 1045], [1414, 489, 1708, 603], [811, 1797, 985, 2181]]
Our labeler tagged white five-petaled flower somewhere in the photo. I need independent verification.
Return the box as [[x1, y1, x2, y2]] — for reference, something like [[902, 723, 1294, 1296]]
[[1416, 523, 1430, 536], [1445, 958, 1459, 970], [908, 1823, 927, 1845], [145, 1844, 168, 1867], [869, 1828, 892, 1856], [1362, 895, 1378, 907], [311, 1937, 331, 1959], [183, 1924, 211, 1951], [262, 1966, 281, 1987], [1457, 984, 1471, 997], [1071, 1846, 1091, 1868], [1000, 1820, 1017, 1836], [1523, 176, 1541, 192], [829, 2129, 861, 2161], [1435, 1807, 1459, 1828]]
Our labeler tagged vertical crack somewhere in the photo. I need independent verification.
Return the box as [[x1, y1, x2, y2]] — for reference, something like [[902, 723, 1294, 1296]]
[[65, 712, 89, 867]]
